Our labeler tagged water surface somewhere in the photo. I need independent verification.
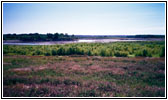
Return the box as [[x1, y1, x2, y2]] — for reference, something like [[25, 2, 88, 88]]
[[3, 38, 164, 45]]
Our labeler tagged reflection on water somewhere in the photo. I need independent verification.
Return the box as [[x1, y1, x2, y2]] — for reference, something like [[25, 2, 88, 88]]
[[3, 39, 163, 45], [77, 39, 96, 43], [77, 39, 145, 43]]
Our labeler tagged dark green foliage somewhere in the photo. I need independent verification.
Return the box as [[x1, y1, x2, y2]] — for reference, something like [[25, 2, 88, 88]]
[[127, 35, 165, 38], [100, 49, 106, 56], [160, 46, 165, 57], [114, 51, 128, 57], [3, 33, 77, 41], [45, 52, 51, 56], [57, 47, 65, 55], [76, 35, 165, 39], [87, 50, 92, 56], [3, 77, 29, 85], [51, 49, 57, 56], [34, 50, 43, 55]]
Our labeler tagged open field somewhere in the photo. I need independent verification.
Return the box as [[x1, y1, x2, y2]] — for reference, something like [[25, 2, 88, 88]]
[[3, 55, 165, 97]]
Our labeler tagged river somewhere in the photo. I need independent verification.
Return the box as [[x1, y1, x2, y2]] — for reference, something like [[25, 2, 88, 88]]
[[3, 38, 164, 45]]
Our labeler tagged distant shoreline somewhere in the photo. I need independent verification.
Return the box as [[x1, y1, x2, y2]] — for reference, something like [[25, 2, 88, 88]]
[[3, 37, 165, 43]]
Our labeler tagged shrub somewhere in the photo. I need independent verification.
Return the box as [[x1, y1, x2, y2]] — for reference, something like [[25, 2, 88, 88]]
[[135, 51, 143, 57], [136, 49, 152, 57], [160, 47, 165, 57], [114, 51, 128, 57], [45, 52, 51, 56], [57, 47, 65, 55], [100, 49, 106, 56], [35, 50, 43, 55], [87, 50, 92, 56], [51, 49, 57, 56]]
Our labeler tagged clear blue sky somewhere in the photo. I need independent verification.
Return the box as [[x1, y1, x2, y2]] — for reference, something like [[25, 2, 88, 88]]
[[3, 3, 165, 35]]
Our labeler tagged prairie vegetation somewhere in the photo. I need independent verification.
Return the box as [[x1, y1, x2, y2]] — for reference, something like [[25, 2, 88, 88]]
[[3, 41, 165, 57], [3, 41, 165, 97], [3, 55, 165, 97]]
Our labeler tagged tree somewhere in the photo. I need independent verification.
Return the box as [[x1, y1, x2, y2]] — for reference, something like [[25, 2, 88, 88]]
[[53, 33, 59, 40], [47, 33, 53, 40]]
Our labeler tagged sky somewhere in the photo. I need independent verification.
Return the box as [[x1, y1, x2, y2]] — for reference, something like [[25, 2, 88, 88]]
[[3, 2, 166, 35]]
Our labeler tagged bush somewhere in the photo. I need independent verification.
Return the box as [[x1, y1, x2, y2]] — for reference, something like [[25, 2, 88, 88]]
[[136, 49, 152, 57], [57, 47, 65, 55], [114, 51, 128, 57], [87, 50, 92, 56], [100, 49, 106, 56], [160, 47, 165, 57], [51, 49, 57, 56], [135, 51, 143, 57], [45, 52, 51, 56], [34, 50, 43, 55]]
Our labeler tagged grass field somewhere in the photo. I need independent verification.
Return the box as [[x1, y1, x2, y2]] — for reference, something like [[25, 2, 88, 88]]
[[3, 55, 165, 97]]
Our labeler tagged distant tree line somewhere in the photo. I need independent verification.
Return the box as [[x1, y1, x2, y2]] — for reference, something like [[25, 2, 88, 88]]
[[127, 35, 165, 38], [72, 35, 165, 39], [3, 33, 77, 41]]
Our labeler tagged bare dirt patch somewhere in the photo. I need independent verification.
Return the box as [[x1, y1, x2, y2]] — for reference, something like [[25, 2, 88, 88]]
[[11, 65, 50, 72], [12, 67, 32, 72]]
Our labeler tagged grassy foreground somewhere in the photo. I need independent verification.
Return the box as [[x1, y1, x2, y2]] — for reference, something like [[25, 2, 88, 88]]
[[3, 55, 165, 97]]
